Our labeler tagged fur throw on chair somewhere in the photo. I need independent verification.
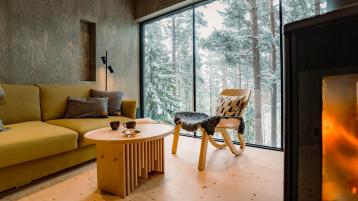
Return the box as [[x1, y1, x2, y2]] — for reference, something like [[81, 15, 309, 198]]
[[174, 112, 245, 135]]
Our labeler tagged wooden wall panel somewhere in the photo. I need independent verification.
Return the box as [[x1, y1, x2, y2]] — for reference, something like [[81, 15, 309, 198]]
[[135, 0, 185, 19]]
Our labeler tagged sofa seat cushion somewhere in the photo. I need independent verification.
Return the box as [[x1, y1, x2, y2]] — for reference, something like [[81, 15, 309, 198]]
[[46, 116, 133, 147], [0, 121, 78, 168]]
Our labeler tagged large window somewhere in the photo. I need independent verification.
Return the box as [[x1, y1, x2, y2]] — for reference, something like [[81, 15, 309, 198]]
[[141, 0, 327, 149], [142, 9, 193, 123]]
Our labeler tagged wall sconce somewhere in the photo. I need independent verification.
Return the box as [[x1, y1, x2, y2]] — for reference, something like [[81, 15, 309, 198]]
[[101, 51, 115, 91]]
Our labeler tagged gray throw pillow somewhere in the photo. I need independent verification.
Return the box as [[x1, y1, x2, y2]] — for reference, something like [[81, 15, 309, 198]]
[[90, 89, 123, 116], [0, 119, 4, 131], [64, 97, 109, 118], [0, 86, 5, 98]]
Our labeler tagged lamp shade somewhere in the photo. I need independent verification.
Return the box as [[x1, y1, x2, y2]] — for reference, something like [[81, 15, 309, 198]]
[[108, 65, 114, 74], [0, 86, 5, 98], [101, 56, 107, 64]]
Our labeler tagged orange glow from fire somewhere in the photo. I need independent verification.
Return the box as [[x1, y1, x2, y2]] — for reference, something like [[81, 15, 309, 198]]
[[322, 113, 358, 176], [322, 76, 358, 201], [352, 187, 357, 195]]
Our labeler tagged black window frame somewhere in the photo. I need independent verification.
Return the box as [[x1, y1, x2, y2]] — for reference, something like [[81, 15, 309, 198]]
[[139, 0, 284, 151]]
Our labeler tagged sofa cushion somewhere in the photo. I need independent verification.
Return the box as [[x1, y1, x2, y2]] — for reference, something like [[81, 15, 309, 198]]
[[121, 100, 137, 119], [0, 121, 78, 168], [37, 84, 93, 121], [90, 89, 124, 116], [0, 84, 41, 125], [46, 116, 132, 146], [64, 97, 109, 118]]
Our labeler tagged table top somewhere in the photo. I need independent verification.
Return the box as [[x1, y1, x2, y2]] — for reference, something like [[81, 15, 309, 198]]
[[84, 123, 174, 144]]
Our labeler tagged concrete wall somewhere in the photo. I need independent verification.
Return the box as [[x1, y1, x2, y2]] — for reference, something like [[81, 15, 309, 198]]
[[0, 0, 139, 101]]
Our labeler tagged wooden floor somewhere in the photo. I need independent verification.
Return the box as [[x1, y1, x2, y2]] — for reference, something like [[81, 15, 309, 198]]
[[0, 135, 283, 201]]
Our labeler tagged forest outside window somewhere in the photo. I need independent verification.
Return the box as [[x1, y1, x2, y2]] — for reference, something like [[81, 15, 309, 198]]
[[141, 0, 327, 148]]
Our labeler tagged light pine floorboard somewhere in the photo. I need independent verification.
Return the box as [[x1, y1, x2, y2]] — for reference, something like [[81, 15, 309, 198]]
[[0, 135, 283, 201]]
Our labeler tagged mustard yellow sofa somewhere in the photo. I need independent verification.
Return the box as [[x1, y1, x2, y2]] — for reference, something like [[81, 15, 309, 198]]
[[0, 84, 136, 192]]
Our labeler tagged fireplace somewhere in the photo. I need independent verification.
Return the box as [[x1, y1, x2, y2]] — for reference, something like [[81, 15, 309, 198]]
[[284, 4, 358, 201], [322, 74, 358, 200]]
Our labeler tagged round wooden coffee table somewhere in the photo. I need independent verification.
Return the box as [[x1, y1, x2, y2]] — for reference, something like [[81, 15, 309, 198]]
[[84, 123, 173, 197]]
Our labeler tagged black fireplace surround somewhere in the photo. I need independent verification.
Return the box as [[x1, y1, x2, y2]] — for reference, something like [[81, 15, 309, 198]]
[[284, 4, 358, 201]]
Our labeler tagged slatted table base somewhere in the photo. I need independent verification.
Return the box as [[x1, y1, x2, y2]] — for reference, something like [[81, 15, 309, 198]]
[[96, 138, 164, 197]]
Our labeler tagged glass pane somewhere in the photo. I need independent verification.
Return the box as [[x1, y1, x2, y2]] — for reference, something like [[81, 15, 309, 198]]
[[322, 74, 358, 201], [283, 0, 327, 24], [195, 0, 282, 148], [143, 10, 194, 124]]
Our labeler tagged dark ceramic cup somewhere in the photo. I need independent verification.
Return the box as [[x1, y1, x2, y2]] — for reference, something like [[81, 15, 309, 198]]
[[110, 121, 120, 130], [123, 121, 136, 129]]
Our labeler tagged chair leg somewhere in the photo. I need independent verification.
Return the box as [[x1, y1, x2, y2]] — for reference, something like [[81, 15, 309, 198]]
[[171, 124, 181, 154], [237, 132, 246, 151], [208, 135, 227, 149], [220, 129, 244, 156], [198, 130, 209, 171]]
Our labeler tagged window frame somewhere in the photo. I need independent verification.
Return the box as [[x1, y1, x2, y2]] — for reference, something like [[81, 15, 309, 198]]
[[139, 0, 284, 151]]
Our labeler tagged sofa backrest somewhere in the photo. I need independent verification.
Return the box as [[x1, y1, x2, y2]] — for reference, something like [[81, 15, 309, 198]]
[[0, 84, 42, 125], [37, 84, 93, 121]]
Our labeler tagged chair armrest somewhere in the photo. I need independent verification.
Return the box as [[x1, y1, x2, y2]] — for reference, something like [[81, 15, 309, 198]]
[[121, 100, 137, 119]]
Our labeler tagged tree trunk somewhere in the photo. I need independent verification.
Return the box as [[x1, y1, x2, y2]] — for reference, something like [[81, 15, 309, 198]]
[[248, 0, 263, 144], [171, 17, 178, 97], [236, 0, 242, 89], [236, 63, 242, 88], [221, 57, 227, 89], [209, 59, 213, 115], [269, 0, 277, 147], [315, 0, 320, 15]]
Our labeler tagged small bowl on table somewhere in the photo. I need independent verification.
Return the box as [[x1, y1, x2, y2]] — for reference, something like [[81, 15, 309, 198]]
[[110, 121, 120, 130]]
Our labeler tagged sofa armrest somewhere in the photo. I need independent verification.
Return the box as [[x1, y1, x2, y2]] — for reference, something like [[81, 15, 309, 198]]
[[121, 100, 136, 119]]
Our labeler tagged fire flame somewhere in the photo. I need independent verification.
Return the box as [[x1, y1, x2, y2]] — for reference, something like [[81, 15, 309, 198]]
[[322, 112, 358, 199]]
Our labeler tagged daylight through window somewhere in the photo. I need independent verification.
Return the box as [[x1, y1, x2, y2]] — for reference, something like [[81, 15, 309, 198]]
[[142, 0, 327, 148]]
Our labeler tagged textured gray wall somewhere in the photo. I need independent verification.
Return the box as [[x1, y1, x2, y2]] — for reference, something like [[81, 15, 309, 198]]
[[0, 0, 139, 101]]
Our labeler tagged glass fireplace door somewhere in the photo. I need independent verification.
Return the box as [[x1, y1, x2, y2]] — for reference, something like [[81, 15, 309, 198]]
[[322, 74, 358, 201]]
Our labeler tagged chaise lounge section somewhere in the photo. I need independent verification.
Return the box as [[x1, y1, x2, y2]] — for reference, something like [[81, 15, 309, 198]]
[[0, 84, 136, 192]]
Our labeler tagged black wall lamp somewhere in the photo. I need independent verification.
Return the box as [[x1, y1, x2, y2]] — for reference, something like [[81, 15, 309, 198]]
[[101, 51, 114, 91]]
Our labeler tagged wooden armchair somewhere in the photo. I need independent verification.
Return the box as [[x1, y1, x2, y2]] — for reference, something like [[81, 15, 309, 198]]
[[171, 89, 251, 171]]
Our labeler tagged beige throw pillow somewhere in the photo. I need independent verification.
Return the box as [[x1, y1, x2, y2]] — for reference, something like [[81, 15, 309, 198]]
[[215, 95, 245, 117]]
